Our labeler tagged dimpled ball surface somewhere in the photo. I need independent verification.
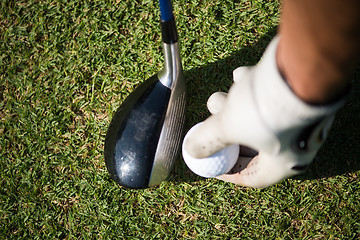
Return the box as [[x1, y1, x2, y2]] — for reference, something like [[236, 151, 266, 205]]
[[182, 123, 240, 178]]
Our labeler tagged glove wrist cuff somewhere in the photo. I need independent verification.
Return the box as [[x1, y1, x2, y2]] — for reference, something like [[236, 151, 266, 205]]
[[251, 36, 346, 131]]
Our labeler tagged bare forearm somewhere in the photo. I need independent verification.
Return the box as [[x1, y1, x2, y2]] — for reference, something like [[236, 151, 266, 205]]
[[277, 0, 360, 104]]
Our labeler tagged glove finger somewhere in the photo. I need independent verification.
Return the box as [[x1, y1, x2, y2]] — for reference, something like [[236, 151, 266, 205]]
[[183, 114, 233, 159], [233, 66, 252, 83], [216, 153, 298, 188], [216, 155, 267, 188], [207, 92, 228, 115]]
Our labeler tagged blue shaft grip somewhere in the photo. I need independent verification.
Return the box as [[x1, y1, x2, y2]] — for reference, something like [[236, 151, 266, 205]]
[[159, 0, 174, 22]]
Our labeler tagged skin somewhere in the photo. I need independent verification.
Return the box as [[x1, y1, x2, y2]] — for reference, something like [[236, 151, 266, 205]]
[[277, 0, 360, 105]]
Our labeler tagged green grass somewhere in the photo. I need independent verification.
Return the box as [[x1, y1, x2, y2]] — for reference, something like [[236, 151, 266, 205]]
[[1, 0, 359, 239]]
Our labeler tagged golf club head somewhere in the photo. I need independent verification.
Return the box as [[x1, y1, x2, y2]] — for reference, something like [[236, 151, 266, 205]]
[[104, 42, 186, 189]]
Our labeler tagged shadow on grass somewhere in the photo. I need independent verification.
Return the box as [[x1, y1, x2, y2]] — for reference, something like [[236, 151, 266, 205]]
[[170, 26, 360, 185], [298, 74, 360, 180]]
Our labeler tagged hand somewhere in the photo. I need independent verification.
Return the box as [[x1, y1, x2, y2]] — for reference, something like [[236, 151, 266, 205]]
[[182, 37, 345, 188]]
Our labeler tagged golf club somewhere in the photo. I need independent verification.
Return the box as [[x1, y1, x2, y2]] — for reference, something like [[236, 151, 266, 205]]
[[104, 0, 186, 189]]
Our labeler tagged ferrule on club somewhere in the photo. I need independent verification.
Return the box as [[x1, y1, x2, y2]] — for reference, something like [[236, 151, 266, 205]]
[[160, 18, 178, 44]]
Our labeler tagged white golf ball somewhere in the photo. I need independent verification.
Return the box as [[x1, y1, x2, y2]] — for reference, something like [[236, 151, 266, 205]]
[[182, 122, 239, 178]]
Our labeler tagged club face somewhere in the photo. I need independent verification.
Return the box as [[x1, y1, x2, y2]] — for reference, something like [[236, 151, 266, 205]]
[[104, 75, 172, 189], [148, 70, 186, 187], [104, 66, 186, 189], [104, 33, 186, 189]]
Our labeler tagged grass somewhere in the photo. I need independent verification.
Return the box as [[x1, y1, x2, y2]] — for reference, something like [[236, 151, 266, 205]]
[[1, 0, 359, 239]]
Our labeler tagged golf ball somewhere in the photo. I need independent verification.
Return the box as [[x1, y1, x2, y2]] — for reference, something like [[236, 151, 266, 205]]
[[182, 123, 239, 178]]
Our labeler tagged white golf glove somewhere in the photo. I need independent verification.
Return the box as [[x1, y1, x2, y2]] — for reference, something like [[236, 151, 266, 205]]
[[182, 36, 346, 188]]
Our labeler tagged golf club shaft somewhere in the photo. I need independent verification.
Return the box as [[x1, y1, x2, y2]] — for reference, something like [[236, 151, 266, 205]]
[[159, 0, 174, 22]]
